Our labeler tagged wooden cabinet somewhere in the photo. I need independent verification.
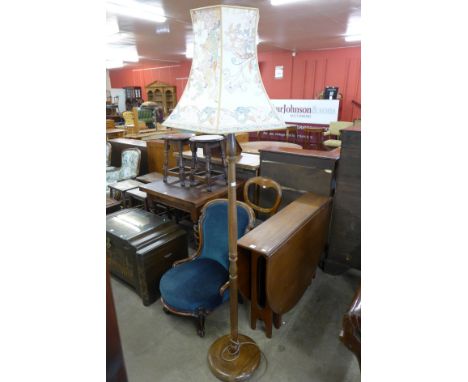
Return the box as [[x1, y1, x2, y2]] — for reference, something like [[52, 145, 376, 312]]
[[145, 81, 177, 117], [323, 126, 361, 274], [123, 86, 142, 110]]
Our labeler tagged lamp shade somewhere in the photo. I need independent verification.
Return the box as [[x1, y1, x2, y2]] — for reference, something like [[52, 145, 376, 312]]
[[163, 5, 287, 134]]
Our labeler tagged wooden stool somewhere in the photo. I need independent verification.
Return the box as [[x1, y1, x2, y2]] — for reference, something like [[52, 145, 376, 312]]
[[108, 179, 145, 208], [126, 188, 150, 211], [160, 133, 194, 187], [189, 135, 227, 192]]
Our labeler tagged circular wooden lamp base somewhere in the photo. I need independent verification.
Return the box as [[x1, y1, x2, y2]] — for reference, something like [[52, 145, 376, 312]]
[[208, 334, 261, 382]]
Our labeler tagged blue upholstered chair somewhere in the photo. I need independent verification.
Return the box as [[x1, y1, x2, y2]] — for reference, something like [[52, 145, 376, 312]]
[[159, 198, 255, 337], [106, 148, 141, 186]]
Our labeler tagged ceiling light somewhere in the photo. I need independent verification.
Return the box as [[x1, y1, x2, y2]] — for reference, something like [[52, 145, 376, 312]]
[[345, 35, 361, 42], [106, 16, 120, 36], [107, 0, 167, 23], [106, 44, 139, 62], [106, 60, 124, 69], [345, 15, 361, 35], [185, 42, 194, 59], [270, 0, 309, 6], [156, 25, 170, 34]]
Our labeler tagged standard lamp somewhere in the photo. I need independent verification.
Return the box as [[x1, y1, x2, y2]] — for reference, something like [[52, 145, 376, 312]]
[[163, 5, 286, 381]]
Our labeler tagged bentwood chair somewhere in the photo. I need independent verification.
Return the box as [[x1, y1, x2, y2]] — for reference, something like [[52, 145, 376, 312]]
[[323, 121, 353, 149], [106, 148, 142, 186], [159, 199, 255, 337], [243, 176, 282, 226]]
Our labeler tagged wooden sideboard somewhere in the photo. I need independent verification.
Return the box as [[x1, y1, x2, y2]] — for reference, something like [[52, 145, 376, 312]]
[[323, 126, 361, 274]]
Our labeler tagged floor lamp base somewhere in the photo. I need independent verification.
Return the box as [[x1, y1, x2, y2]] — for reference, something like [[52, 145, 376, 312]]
[[208, 334, 261, 382]]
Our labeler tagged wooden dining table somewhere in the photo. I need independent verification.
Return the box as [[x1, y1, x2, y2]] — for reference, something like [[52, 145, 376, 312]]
[[240, 141, 302, 154]]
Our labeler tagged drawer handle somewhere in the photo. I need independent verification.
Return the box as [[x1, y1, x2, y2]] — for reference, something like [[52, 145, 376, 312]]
[[164, 252, 173, 259]]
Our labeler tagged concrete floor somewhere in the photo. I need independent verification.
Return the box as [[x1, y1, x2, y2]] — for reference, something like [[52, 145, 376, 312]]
[[111, 266, 360, 382]]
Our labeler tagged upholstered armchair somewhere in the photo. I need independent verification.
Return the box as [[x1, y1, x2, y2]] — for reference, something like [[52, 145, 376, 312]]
[[159, 199, 255, 337], [106, 142, 117, 172], [138, 108, 154, 128], [106, 148, 141, 186], [323, 121, 353, 149]]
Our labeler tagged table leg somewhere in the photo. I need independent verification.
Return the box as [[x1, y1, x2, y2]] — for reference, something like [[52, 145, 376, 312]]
[[163, 140, 169, 183]]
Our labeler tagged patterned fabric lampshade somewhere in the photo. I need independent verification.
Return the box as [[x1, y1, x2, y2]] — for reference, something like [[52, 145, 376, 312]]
[[163, 5, 286, 134]]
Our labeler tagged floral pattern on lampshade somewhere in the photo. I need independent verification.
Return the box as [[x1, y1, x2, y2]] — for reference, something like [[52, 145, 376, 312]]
[[163, 5, 286, 134]]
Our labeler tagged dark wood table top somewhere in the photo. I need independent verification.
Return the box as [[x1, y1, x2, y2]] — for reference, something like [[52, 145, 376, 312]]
[[108, 138, 147, 148], [108, 179, 145, 192], [106, 197, 121, 208], [136, 172, 164, 184], [126, 188, 147, 199], [260, 146, 340, 160], [159, 133, 195, 141], [241, 141, 302, 155], [141, 177, 244, 209], [237, 193, 331, 257]]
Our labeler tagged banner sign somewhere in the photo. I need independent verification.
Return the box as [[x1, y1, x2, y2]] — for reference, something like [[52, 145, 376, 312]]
[[271, 99, 339, 125]]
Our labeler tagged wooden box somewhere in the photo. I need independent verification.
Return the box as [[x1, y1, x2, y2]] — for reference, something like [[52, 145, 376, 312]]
[[106, 208, 188, 305]]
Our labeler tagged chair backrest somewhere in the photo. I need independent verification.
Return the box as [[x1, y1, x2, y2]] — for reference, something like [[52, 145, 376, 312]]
[[122, 111, 134, 126], [243, 176, 282, 218], [198, 199, 255, 271], [106, 142, 112, 167], [138, 108, 154, 122], [328, 121, 353, 137], [119, 148, 141, 180]]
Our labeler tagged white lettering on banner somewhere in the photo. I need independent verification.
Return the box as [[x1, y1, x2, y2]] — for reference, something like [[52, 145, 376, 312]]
[[271, 99, 339, 124]]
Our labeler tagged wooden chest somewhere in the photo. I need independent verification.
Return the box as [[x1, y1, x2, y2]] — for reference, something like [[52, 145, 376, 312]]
[[106, 208, 188, 305]]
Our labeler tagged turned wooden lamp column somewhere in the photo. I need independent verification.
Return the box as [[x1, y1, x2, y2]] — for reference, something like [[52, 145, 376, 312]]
[[161, 5, 287, 381], [206, 133, 260, 381]]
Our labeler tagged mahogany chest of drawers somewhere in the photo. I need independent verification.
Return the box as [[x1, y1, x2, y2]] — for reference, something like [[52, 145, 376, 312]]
[[106, 208, 188, 305]]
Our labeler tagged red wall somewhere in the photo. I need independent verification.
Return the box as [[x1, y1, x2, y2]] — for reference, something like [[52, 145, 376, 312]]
[[109, 46, 361, 121]]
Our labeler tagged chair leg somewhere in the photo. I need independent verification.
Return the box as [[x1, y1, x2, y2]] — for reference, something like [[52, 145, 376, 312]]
[[196, 308, 206, 337]]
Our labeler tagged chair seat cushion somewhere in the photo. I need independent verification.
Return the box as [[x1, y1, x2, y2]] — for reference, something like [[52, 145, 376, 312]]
[[160, 258, 229, 313], [323, 139, 342, 148]]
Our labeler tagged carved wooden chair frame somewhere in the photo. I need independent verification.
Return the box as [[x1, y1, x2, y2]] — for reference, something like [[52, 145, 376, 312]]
[[243, 176, 282, 218], [161, 198, 255, 337]]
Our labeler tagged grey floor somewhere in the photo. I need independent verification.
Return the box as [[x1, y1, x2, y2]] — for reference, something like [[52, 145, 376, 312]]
[[112, 266, 361, 382]]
